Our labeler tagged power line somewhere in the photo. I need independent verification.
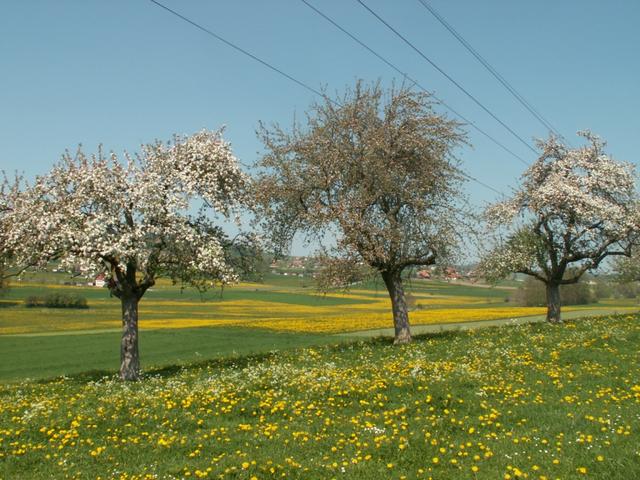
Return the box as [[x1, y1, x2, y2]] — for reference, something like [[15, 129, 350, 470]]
[[416, 0, 566, 141], [356, 0, 538, 156], [460, 172, 506, 198], [148, 0, 509, 200], [301, 0, 519, 199], [300, 0, 528, 167], [148, 0, 329, 101]]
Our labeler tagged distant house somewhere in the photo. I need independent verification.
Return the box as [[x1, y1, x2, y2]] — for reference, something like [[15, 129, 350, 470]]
[[93, 273, 106, 287], [465, 269, 479, 282], [417, 269, 431, 279], [444, 267, 461, 281], [290, 257, 305, 268]]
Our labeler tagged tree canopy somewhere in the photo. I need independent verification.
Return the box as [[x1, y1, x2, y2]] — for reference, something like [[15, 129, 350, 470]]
[[0, 174, 22, 292], [480, 131, 640, 322], [255, 81, 468, 343]]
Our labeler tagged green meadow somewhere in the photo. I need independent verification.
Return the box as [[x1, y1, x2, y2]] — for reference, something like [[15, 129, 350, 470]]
[[1, 313, 639, 479], [0, 272, 635, 382], [0, 273, 348, 381]]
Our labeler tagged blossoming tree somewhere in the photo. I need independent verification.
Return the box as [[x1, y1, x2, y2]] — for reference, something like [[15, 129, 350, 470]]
[[5, 130, 249, 380], [0, 179, 11, 291], [255, 82, 468, 344], [480, 132, 639, 323]]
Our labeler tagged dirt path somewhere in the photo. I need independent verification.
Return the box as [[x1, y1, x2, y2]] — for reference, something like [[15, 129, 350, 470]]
[[340, 308, 636, 338]]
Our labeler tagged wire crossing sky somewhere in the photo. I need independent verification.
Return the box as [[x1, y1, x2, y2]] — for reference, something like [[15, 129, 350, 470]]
[[300, 0, 528, 168], [1, 0, 638, 241], [356, 0, 538, 157], [149, 0, 514, 197], [416, 0, 566, 141]]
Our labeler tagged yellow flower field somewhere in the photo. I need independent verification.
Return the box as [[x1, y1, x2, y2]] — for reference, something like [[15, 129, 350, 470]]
[[2, 277, 636, 335], [138, 306, 554, 333]]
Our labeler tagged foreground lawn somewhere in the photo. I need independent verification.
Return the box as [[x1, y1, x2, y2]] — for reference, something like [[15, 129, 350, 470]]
[[1, 315, 639, 479]]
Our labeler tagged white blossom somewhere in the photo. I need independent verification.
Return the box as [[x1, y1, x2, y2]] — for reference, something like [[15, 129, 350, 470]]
[[481, 131, 640, 285], [3, 128, 249, 293]]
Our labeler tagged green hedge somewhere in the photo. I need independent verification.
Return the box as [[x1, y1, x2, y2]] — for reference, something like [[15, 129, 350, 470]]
[[24, 293, 88, 309]]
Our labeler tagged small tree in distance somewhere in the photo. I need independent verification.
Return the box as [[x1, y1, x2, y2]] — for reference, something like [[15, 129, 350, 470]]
[[614, 249, 640, 287], [511, 275, 597, 307], [4, 130, 249, 380], [255, 81, 469, 344], [480, 132, 639, 323]]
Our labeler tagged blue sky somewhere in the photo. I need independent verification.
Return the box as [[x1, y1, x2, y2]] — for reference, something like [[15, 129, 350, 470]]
[[1, 0, 639, 251]]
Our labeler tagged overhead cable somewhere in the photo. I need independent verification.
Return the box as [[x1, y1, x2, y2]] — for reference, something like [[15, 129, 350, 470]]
[[300, 0, 528, 167], [149, 0, 512, 199], [356, 0, 538, 156], [417, 0, 566, 141]]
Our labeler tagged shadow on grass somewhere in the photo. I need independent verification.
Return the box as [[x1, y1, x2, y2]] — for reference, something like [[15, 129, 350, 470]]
[[144, 351, 280, 379], [28, 314, 622, 387], [47, 336, 363, 384], [35, 369, 116, 385], [47, 329, 523, 385]]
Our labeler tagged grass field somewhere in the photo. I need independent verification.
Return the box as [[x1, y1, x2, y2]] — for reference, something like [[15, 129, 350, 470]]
[[1, 314, 639, 479], [0, 328, 344, 382], [0, 276, 511, 335], [2, 273, 633, 336], [1, 272, 636, 382]]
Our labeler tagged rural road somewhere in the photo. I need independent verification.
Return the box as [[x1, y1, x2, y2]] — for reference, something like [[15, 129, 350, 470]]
[[340, 308, 636, 338]]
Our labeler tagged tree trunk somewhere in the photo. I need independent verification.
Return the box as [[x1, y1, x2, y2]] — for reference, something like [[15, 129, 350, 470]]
[[545, 282, 562, 324], [120, 293, 141, 381], [381, 270, 412, 344]]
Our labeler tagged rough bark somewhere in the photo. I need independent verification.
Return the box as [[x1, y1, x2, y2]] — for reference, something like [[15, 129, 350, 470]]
[[381, 270, 412, 344], [120, 293, 140, 381], [545, 282, 562, 324]]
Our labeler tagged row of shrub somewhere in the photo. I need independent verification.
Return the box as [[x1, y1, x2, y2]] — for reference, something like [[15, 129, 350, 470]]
[[24, 293, 88, 309], [511, 277, 597, 306]]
